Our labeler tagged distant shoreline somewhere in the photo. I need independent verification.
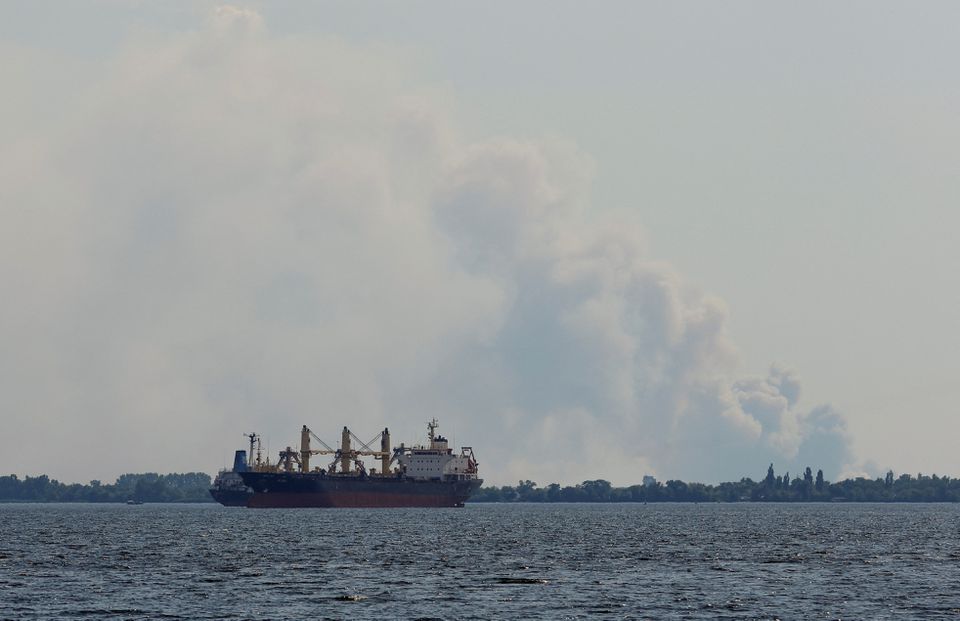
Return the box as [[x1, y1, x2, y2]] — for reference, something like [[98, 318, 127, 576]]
[[472, 468, 960, 503], [3, 467, 959, 504], [0, 499, 215, 504], [0, 472, 214, 504], [3, 499, 960, 505]]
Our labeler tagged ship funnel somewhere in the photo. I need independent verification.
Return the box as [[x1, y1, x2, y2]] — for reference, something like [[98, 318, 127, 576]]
[[232, 450, 248, 472]]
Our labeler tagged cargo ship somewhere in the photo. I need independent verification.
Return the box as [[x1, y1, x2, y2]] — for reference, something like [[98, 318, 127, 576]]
[[239, 420, 481, 508], [209, 433, 257, 506]]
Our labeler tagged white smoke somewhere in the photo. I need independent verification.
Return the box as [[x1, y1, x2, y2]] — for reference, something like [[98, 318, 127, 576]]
[[0, 7, 853, 484]]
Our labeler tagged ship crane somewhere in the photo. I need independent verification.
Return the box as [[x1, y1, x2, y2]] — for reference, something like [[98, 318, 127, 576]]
[[298, 425, 394, 476]]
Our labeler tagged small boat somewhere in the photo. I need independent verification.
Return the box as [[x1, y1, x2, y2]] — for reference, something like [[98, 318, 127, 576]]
[[126, 499, 143, 505]]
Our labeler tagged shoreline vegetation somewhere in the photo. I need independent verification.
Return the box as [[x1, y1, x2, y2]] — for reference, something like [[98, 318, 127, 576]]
[[473, 466, 960, 503], [2, 465, 960, 503], [0, 473, 214, 503]]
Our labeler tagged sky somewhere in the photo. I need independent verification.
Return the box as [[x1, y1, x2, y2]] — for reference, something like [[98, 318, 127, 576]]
[[1, 1, 958, 486]]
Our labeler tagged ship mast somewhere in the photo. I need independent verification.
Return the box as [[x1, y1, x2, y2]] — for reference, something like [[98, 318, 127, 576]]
[[427, 418, 438, 445], [381, 428, 391, 476], [245, 432, 258, 467]]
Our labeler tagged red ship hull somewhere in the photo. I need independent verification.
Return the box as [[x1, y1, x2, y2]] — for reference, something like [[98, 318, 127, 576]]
[[247, 491, 469, 508]]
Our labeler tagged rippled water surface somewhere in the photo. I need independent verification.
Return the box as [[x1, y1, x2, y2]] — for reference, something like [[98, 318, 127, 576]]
[[2, 503, 960, 619]]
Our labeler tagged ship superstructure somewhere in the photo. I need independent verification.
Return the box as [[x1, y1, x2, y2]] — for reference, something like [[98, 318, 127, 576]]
[[238, 419, 481, 508], [396, 420, 476, 481], [209, 432, 263, 506]]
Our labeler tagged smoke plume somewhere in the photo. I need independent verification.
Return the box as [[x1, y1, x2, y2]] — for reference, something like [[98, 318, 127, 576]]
[[0, 7, 853, 484]]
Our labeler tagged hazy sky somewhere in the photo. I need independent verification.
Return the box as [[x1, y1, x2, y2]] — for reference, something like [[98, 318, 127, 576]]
[[2, 2, 958, 486]]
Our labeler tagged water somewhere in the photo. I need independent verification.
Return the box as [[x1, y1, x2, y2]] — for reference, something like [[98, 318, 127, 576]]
[[1, 503, 959, 620]]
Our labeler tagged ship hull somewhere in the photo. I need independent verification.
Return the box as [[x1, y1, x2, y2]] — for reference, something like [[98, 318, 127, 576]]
[[209, 470, 253, 507], [240, 472, 483, 508], [209, 488, 252, 507]]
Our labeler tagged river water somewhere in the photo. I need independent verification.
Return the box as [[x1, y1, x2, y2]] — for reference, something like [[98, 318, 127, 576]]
[[1, 502, 958, 619]]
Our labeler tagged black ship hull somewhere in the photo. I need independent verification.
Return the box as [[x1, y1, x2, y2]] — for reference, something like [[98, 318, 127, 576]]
[[209, 488, 252, 507], [209, 469, 253, 507], [239, 471, 483, 508]]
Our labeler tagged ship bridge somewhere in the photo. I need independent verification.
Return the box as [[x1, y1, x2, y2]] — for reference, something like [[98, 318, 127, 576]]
[[396, 419, 478, 481]]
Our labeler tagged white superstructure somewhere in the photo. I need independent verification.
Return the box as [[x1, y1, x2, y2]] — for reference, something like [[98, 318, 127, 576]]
[[396, 419, 478, 481]]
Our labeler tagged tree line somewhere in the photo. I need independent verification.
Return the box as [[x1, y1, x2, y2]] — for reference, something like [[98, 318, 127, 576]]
[[0, 472, 214, 503], [4, 465, 960, 503], [472, 465, 960, 503]]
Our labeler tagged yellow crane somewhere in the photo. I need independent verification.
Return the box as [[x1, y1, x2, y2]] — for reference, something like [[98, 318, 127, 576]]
[[297, 425, 393, 476]]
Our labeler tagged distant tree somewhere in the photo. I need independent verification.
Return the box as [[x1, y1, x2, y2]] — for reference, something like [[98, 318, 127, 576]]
[[815, 470, 824, 491], [546, 483, 561, 502], [0, 475, 20, 500], [0, 472, 212, 503], [581, 479, 613, 502], [625, 485, 644, 501], [765, 464, 775, 487], [516, 480, 543, 502], [664, 480, 688, 500], [470, 486, 502, 502], [885, 470, 894, 488], [794, 467, 811, 499], [23, 475, 52, 501]]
